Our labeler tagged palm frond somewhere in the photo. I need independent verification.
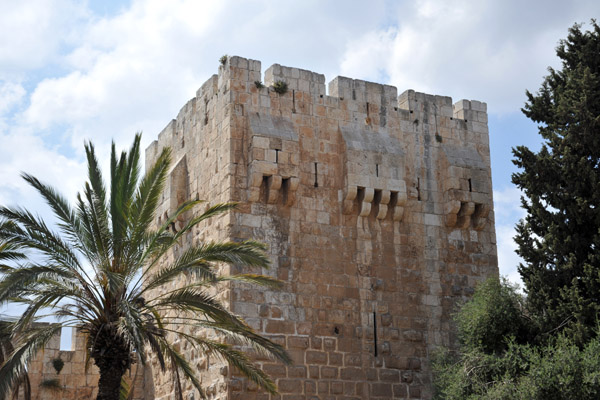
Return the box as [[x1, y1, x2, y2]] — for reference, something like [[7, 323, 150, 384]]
[[217, 274, 283, 289], [159, 338, 206, 400], [0, 324, 61, 400], [188, 240, 270, 269], [194, 338, 278, 395], [127, 146, 171, 255], [172, 202, 238, 240], [0, 134, 289, 399], [0, 208, 83, 273], [20, 174, 87, 256]]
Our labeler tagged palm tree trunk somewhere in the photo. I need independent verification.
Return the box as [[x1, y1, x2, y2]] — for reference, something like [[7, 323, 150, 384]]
[[96, 362, 126, 400]]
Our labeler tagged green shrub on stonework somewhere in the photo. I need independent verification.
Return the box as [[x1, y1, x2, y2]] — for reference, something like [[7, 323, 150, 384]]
[[433, 340, 532, 400], [272, 80, 288, 94], [455, 277, 530, 354], [432, 276, 600, 399], [52, 358, 64, 374]]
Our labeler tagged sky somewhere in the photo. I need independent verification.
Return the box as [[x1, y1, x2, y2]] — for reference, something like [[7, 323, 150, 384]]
[[1, 0, 599, 290]]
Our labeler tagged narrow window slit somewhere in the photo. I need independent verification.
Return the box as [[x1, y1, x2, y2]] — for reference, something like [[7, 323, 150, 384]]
[[376, 164, 379, 177], [373, 311, 378, 357], [292, 90, 296, 113], [468, 178, 472, 192], [314, 162, 319, 187], [417, 178, 421, 201], [352, 89, 356, 100], [275, 149, 280, 163]]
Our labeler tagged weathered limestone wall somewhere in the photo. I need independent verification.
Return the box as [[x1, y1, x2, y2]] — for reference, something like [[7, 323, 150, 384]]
[[145, 67, 236, 399], [146, 56, 498, 400], [15, 327, 147, 400]]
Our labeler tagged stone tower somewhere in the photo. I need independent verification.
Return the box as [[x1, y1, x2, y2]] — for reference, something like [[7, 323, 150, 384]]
[[145, 56, 498, 400]]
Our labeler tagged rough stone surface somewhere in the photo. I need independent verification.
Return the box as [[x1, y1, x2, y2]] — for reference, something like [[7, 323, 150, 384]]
[[15, 56, 495, 400], [144, 56, 498, 399], [14, 326, 148, 400]]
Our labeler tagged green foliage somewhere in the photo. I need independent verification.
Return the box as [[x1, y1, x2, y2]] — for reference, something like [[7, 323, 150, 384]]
[[39, 378, 62, 393], [434, 22, 600, 399], [512, 20, 600, 341], [254, 80, 265, 89], [455, 277, 529, 353], [39, 378, 61, 391], [51, 358, 64, 375], [0, 133, 290, 400], [219, 55, 227, 65], [272, 80, 288, 94], [0, 320, 31, 400], [433, 278, 600, 399]]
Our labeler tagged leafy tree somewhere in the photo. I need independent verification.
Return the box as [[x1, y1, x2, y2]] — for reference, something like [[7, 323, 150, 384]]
[[433, 277, 530, 399], [512, 20, 600, 342], [0, 134, 290, 400], [433, 278, 600, 400], [434, 22, 600, 399], [454, 277, 529, 354]]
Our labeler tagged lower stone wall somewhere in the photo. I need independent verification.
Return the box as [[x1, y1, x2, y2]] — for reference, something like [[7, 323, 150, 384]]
[[13, 326, 150, 400]]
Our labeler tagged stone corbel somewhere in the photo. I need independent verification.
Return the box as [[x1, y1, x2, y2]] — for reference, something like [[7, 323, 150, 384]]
[[248, 171, 264, 202], [392, 190, 407, 221], [456, 201, 475, 229], [444, 200, 462, 227], [343, 185, 358, 214], [359, 188, 375, 217], [472, 203, 490, 230], [285, 177, 300, 206], [376, 190, 391, 219], [266, 175, 282, 204]]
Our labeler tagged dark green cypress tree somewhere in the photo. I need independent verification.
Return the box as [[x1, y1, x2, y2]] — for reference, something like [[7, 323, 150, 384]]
[[512, 21, 600, 343]]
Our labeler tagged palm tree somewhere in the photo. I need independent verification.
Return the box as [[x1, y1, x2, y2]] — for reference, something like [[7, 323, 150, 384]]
[[0, 134, 289, 400], [0, 221, 30, 400]]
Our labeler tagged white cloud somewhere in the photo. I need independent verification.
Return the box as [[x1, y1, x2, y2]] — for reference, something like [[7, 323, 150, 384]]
[[340, 0, 600, 113], [0, 0, 87, 78], [493, 186, 526, 285], [2, 0, 597, 295], [0, 82, 25, 115], [496, 224, 522, 285], [17, 0, 395, 163], [0, 128, 86, 210]]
